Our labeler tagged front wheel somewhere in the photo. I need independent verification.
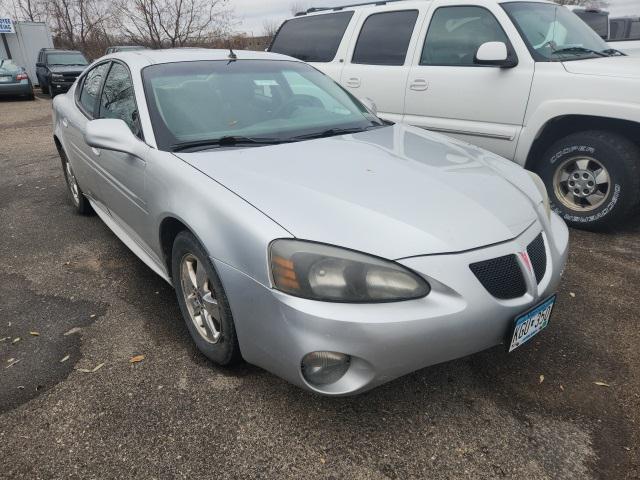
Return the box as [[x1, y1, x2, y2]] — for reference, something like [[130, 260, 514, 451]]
[[59, 148, 93, 215], [172, 231, 241, 366], [536, 131, 640, 230]]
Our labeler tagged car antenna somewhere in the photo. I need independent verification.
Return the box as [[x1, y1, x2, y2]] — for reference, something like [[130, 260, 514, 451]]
[[227, 41, 237, 61]]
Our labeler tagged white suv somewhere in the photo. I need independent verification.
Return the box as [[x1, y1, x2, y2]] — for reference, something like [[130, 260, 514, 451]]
[[270, 0, 640, 230]]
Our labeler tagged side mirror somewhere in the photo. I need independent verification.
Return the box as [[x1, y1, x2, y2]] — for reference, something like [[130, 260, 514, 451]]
[[474, 42, 517, 68], [360, 97, 378, 116], [84, 119, 145, 156]]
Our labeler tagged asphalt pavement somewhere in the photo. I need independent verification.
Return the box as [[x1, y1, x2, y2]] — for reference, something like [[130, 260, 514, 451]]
[[0, 93, 639, 479]]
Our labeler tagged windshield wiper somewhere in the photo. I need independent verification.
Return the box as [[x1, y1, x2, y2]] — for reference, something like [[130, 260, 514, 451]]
[[171, 136, 284, 152], [551, 46, 606, 57], [601, 48, 625, 57], [290, 125, 382, 141]]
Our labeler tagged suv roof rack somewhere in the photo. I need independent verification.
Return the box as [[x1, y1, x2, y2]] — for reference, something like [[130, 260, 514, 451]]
[[295, 0, 410, 16]]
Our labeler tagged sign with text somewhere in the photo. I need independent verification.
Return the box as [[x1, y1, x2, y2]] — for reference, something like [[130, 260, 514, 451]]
[[0, 18, 14, 34]]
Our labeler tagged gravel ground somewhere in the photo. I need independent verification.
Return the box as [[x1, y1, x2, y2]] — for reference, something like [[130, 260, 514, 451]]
[[0, 93, 639, 479]]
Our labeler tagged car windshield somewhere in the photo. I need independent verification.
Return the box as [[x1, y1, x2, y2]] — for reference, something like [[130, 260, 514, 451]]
[[142, 60, 383, 151], [503, 2, 611, 61], [0, 59, 21, 74], [47, 53, 88, 66]]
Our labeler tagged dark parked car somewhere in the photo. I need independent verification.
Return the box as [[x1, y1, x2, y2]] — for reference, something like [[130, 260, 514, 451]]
[[0, 59, 35, 100], [36, 49, 88, 97], [105, 46, 146, 55]]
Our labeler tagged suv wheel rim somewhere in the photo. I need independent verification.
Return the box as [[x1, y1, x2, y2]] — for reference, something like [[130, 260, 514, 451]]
[[553, 156, 610, 212], [180, 254, 221, 344], [65, 161, 80, 206]]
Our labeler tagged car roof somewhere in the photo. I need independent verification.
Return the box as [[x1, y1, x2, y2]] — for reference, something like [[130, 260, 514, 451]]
[[294, 0, 553, 16], [105, 48, 298, 68]]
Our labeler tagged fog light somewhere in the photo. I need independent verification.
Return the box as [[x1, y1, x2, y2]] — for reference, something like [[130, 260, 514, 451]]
[[301, 351, 350, 386]]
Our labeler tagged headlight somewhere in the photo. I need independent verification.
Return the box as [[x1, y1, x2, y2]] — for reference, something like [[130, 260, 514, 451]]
[[528, 171, 551, 220], [270, 239, 430, 303]]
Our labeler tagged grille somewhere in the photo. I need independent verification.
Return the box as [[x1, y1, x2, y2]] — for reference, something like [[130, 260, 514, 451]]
[[470, 254, 527, 300], [527, 234, 547, 284]]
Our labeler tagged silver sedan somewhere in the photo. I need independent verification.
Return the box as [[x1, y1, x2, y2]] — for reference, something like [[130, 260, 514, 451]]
[[52, 49, 569, 395]]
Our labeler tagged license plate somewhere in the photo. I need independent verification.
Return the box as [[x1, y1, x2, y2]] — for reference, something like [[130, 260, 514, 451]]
[[0, 76, 12, 83], [509, 295, 556, 352]]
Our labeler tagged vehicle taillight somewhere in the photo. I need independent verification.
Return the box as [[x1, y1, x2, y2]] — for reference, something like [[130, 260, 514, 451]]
[[16, 72, 28, 81]]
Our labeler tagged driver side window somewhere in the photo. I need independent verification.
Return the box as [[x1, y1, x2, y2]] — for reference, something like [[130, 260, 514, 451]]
[[421, 6, 510, 66], [99, 62, 142, 139]]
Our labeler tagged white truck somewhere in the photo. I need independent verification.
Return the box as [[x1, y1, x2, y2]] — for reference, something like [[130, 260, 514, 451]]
[[270, 0, 640, 230]]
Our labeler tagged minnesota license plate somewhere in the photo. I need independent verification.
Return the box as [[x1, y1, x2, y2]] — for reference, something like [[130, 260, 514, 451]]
[[509, 295, 556, 352]]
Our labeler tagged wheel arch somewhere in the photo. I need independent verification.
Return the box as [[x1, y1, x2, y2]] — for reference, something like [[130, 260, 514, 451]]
[[158, 215, 213, 283], [524, 115, 640, 171]]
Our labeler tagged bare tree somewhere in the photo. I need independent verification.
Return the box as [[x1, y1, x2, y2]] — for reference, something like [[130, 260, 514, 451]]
[[555, 0, 609, 7], [10, 0, 48, 21], [262, 18, 281, 39], [113, 0, 232, 48]]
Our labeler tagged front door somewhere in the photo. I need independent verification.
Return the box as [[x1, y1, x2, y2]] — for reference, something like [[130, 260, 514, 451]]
[[403, 3, 534, 159]]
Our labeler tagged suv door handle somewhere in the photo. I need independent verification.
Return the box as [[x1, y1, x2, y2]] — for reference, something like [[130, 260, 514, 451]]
[[409, 79, 429, 91], [346, 77, 361, 88]]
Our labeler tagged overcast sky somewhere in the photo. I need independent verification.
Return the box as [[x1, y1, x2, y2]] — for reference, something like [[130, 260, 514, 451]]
[[232, 0, 640, 36]]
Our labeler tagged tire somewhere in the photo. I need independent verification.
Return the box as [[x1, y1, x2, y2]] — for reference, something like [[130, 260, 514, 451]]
[[59, 147, 93, 215], [536, 130, 640, 231], [172, 231, 241, 366]]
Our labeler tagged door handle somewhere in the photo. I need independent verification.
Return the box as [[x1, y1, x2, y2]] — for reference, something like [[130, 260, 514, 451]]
[[346, 77, 361, 88], [409, 79, 429, 91], [62, 118, 68, 128], [91, 147, 101, 156]]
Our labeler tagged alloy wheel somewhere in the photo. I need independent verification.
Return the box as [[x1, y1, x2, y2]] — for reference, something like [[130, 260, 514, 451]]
[[553, 156, 610, 212], [179, 254, 222, 344]]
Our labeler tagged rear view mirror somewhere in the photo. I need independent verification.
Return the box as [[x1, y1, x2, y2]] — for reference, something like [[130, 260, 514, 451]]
[[84, 119, 146, 157], [474, 42, 517, 68]]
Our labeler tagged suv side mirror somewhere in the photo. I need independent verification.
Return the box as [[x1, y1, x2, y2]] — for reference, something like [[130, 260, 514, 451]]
[[84, 119, 146, 157], [474, 42, 517, 68]]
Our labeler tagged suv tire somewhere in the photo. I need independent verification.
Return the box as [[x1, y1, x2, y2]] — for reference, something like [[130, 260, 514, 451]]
[[172, 231, 242, 366], [537, 130, 640, 230]]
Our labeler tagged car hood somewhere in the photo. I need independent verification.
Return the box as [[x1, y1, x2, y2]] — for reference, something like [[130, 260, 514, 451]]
[[563, 56, 640, 79], [177, 125, 539, 260], [49, 65, 87, 74]]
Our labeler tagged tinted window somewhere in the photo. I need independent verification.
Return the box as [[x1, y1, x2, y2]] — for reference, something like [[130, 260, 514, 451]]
[[352, 10, 418, 66], [270, 12, 353, 62], [422, 6, 510, 66], [99, 63, 141, 138], [78, 63, 109, 115], [46, 53, 88, 66]]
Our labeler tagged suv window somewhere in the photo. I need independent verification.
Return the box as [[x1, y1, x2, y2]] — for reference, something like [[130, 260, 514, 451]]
[[99, 62, 141, 138], [270, 12, 354, 62], [421, 6, 510, 66], [352, 10, 419, 66], [78, 63, 109, 116]]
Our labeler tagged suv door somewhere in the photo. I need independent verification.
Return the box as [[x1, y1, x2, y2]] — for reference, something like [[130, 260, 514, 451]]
[[94, 61, 150, 247], [404, 3, 534, 159], [340, 9, 423, 123]]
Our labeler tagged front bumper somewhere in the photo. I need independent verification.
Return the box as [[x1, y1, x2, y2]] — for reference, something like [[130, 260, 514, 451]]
[[216, 213, 569, 395]]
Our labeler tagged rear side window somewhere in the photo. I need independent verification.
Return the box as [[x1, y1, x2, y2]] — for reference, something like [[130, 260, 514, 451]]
[[78, 63, 109, 116], [270, 12, 353, 62], [421, 6, 510, 66], [352, 10, 419, 66]]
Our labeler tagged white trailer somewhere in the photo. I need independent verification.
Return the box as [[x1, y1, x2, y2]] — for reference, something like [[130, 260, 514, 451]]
[[0, 21, 54, 86]]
